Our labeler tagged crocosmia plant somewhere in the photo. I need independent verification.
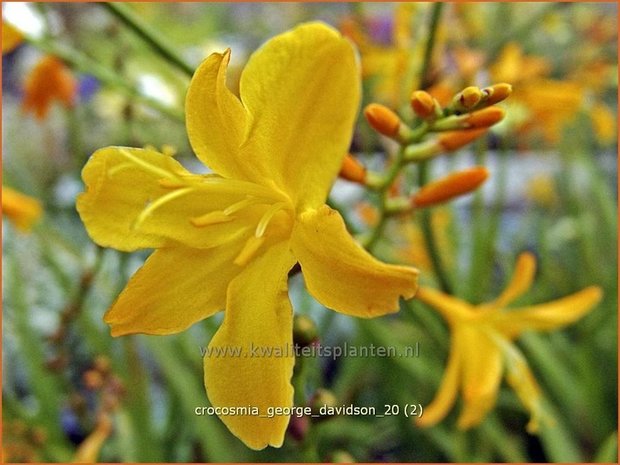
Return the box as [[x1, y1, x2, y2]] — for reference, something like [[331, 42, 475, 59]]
[[2, 3, 616, 462]]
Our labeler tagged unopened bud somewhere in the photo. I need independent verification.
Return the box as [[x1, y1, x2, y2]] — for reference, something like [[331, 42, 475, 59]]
[[437, 128, 488, 151], [410, 90, 436, 119], [464, 107, 505, 128], [453, 86, 483, 111], [338, 154, 367, 184], [364, 103, 402, 138], [412, 167, 489, 207], [293, 315, 318, 348], [482, 83, 512, 105]]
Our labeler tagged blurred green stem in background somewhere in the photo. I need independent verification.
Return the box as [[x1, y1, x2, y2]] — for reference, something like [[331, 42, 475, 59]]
[[419, 2, 444, 90], [102, 2, 195, 78]]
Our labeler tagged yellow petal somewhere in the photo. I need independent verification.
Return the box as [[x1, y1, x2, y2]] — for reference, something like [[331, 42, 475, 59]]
[[457, 327, 503, 429], [487, 252, 536, 308], [185, 50, 253, 182], [495, 286, 603, 338], [291, 205, 418, 317], [2, 21, 23, 54], [496, 336, 544, 433], [204, 241, 296, 450], [77, 147, 280, 251], [416, 330, 462, 428], [2, 186, 43, 232], [239, 22, 361, 209], [73, 415, 112, 463], [415, 286, 473, 324], [104, 244, 243, 336]]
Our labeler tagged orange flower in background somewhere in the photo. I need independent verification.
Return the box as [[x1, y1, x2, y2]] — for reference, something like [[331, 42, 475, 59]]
[[490, 42, 588, 144], [2, 186, 43, 232], [490, 42, 551, 84], [22, 55, 77, 119]]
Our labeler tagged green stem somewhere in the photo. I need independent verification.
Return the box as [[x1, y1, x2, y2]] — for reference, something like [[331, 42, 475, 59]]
[[22, 34, 184, 122], [102, 3, 194, 78], [364, 147, 407, 250], [486, 3, 560, 64], [417, 162, 453, 294], [419, 3, 444, 90]]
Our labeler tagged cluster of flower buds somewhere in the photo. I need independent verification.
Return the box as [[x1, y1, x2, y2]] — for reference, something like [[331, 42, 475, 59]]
[[338, 83, 511, 212]]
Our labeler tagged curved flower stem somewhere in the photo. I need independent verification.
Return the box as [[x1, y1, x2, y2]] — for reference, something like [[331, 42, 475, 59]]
[[102, 3, 195, 78]]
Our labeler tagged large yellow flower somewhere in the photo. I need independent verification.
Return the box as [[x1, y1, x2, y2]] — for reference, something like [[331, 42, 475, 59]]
[[77, 23, 418, 449], [415, 252, 602, 432]]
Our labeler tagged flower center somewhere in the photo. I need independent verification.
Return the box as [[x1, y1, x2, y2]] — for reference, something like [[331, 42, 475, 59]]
[[233, 201, 291, 266]]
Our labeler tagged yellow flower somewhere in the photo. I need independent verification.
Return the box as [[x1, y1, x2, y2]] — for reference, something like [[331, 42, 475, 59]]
[[415, 252, 602, 432], [2, 186, 43, 232], [77, 23, 418, 449]]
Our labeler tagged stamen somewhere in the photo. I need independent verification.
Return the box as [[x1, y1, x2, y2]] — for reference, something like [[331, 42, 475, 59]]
[[223, 197, 263, 215], [158, 178, 188, 189], [234, 236, 266, 266], [190, 197, 271, 228], [255, 202, 287, 238], [190, 211, 235, 227], [133, 187, 195, 230]]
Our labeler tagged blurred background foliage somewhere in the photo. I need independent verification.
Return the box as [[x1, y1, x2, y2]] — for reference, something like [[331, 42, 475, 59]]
[[2, 2, 617, 462]]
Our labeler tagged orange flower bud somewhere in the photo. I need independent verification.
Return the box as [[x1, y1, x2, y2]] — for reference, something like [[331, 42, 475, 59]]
[[437, 128, 488, 151], [364, 103, 401, 137], [465, 107, 505, 128], [412, 167, 489, 207], [411, 90, 436, 118], [482, 83, 513, 105], [338, 154, 367, 184], [456, 86, 483, 109]]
